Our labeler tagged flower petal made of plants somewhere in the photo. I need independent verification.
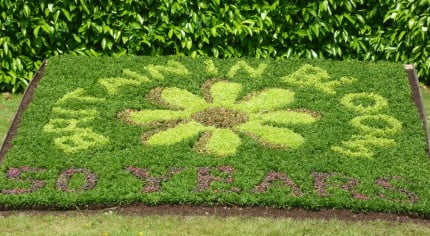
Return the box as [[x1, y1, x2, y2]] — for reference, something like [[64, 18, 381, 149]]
[[128, 109, 189, 125], [161, 87, 209, 112], [236, 121, 304, 149], [203, 128, 241, 156], [146, 121, 207, 146], [254, 111, 317, 125], [234, 89, 295, 113], [210, 81, 242, 107]]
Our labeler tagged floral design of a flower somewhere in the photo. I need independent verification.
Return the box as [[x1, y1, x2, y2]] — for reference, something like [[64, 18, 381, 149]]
[[120, 79, 318, 156]]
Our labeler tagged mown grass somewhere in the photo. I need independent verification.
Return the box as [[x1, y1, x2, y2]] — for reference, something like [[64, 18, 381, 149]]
[[421, 86, 430, 125], [0, 93, 21, 143], [1, 86, 430, 235], [1, 213, 430, 236]]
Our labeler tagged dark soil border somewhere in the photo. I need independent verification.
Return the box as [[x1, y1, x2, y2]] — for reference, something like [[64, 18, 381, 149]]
[[1, 61, 430, 223], [0, 204, 430, 224], [0, 60, 47, 163], [405, 64, 430, 155]]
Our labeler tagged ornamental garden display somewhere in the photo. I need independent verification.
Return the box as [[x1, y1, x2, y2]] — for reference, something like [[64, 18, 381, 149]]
[[0, 55, 429, 216]]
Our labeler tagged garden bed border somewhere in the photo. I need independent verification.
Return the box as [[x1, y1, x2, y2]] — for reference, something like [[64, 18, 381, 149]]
[[0, 60, 46, 163], [405, 64, 430, 155]]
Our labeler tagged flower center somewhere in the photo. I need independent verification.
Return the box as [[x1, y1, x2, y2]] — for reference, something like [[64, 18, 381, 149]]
[[192, 108, 248, 128]]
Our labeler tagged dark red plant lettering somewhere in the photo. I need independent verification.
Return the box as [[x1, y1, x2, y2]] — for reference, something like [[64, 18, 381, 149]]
[[376, 176, 418, 203], [56, 168, 98, 192], [253, 171, 303, 196], [126, 166, 183, 193], [1, 167, 46, 195], [196, 166, 240, 192], [312, 172, 369, 200]]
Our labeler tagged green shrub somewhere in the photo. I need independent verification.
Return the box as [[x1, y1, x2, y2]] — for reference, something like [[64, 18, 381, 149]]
[[0, 0, 429, 92]]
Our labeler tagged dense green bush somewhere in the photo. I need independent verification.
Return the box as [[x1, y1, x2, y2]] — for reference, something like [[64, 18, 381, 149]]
[[0, 0, 429, 92]]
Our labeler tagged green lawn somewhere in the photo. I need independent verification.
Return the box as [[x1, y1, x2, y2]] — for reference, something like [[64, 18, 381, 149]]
[[1, 59, 430, 235], [0, 93, 21, 143], [421, 86, 430, 126], [1, 213, 430, 236]]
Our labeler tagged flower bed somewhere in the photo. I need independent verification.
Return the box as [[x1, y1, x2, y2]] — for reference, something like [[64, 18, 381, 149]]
[[0, 55, 429, 215]]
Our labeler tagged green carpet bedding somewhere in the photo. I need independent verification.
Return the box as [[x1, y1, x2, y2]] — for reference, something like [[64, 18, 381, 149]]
[[0, 55, 428, 215]]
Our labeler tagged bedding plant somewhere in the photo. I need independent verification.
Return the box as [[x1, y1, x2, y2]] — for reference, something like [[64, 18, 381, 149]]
[[0, 55, 429, 216]]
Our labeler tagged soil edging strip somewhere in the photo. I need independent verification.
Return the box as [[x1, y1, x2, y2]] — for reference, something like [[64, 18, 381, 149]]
[[0, 60, 47, 163], [404, 64, 430, 156]]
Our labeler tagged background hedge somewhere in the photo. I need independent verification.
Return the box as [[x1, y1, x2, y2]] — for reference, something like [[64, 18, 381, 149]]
[[0, 0, 429, 92]]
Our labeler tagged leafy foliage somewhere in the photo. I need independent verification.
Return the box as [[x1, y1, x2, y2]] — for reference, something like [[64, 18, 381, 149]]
[[0, 0, 429, 92]]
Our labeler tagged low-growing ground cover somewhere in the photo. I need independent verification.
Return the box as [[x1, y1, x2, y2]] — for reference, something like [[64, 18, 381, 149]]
[[0, 55, 429, 216]]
